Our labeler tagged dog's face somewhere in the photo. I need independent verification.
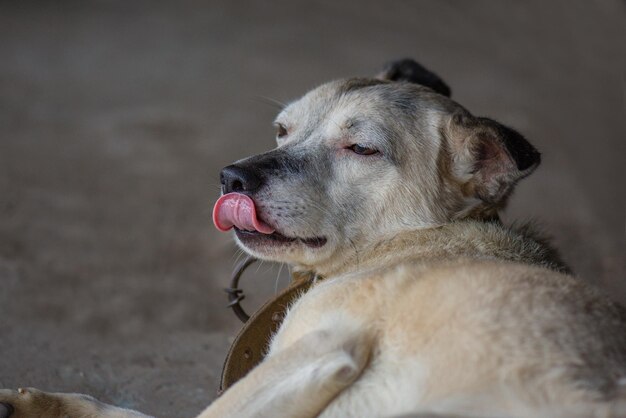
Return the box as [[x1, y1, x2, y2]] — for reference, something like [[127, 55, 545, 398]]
[[214, 60, 540, 272]]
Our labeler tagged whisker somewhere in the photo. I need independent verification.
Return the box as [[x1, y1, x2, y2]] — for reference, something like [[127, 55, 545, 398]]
[[232, 248, 246, 266], [274, 263, 285, 294], [253, 95, 287, 110]]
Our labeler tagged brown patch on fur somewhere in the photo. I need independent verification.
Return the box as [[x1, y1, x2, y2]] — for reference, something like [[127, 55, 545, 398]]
[[443, 109, 540, 209], [438, 122, 502, 222], [511, 221, 572, 274]]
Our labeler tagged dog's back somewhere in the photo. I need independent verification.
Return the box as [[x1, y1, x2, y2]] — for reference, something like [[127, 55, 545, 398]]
[[268, 222, 626, 417]]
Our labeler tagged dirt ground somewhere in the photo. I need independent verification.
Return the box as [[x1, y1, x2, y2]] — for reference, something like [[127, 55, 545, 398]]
[[0, 1, 624, 417]]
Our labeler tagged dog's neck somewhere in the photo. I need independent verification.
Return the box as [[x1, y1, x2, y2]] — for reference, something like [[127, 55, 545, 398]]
[[303, 220, 569, 278]]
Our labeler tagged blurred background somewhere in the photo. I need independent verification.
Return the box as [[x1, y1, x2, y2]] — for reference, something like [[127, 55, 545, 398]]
[[0, 1, 624, 416]]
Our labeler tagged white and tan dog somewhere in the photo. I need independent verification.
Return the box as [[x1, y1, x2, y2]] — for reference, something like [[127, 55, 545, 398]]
[[2, 59, 625, 418]]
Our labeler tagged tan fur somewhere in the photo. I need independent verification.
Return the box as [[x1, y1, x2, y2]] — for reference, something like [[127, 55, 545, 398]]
[[2, 62, 625, 418], [267, 224, 626, 417], [0, 388, 150, 418]]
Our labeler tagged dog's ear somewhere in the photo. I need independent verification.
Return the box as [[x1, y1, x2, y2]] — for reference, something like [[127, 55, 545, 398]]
[[377, 58, 451, 97], [447, 111, 540, 205]]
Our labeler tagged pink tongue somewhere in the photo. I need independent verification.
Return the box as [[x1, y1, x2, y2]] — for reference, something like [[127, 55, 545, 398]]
[[212, 193, 275, 234]]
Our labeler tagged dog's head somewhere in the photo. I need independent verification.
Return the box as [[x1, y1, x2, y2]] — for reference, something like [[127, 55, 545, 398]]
[[213, 59, 540, 272]]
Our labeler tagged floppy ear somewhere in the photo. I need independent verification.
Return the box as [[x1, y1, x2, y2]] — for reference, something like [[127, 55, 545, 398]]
[[447, 111, 541, 205], [377, 58, 451, 97]]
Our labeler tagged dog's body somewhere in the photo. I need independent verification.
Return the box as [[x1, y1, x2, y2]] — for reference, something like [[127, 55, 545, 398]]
[[2, 60, 625, 418], [204, 221, 626, 418]]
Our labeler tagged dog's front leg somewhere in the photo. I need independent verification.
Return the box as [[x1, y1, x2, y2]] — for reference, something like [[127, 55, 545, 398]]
[[0, 387, 152, 418], [197, 329, 371, 418]]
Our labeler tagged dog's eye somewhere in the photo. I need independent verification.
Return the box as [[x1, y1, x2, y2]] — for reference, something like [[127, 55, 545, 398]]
[[348, 144, 379, 155], [276, 123, 288, 138]]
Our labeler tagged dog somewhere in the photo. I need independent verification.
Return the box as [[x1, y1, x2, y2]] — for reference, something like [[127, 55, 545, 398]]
[[2, 59, 625, 418]]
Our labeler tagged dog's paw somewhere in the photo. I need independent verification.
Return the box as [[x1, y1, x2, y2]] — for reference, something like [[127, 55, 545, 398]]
[[0, 388, 150, 418], [0, 387, 67, 418]]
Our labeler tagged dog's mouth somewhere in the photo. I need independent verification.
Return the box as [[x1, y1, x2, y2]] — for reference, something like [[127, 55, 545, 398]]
[[213, 193, 327, 249], [234, 228, 327, 248]]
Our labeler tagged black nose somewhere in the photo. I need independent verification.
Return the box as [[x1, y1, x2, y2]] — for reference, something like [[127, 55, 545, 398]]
[[220, 165, 262, 194]]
